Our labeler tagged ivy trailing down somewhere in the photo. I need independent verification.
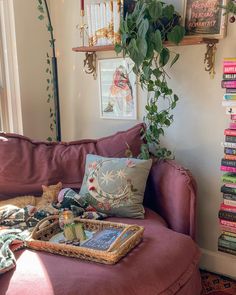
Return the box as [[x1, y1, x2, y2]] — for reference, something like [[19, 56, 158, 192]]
[[220, 0, 236, 22], [36, 0, 61, 142], [115, 0, 185, 159]]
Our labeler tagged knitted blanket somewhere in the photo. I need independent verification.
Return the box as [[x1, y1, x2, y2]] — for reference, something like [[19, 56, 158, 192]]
[[0, 190, 107, 275]]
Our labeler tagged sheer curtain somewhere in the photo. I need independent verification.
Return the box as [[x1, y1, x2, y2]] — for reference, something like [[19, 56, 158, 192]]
[[0, 0, 22, 134]]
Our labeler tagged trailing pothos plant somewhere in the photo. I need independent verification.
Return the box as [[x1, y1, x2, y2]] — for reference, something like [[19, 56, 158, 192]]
[[115, 0, 185, 159]]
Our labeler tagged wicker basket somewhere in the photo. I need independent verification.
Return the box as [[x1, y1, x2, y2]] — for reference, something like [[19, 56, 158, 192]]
[[26, 215, 144, 264]]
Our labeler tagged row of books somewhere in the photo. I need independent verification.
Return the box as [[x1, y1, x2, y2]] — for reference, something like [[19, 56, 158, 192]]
[[86, 0, 121, 46], [219, 57, 236, 256]]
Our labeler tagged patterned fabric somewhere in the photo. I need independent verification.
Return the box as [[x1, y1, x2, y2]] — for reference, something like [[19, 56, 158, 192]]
[[201, 270, 236, 295], [0, 196, 108, 275], [0, 228, 30, 275], [79, 155, 152, 218], [55, 188, 107, 220]]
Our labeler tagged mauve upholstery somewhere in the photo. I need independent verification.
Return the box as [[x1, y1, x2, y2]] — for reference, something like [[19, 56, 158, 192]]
[[0, 124, 143, 197], [0, 124, 202, 295], [0, 209, 201, 295]]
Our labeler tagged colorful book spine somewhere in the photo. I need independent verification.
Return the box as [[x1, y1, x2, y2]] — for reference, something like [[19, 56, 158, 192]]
[[224, 147, 236, 155], [222, 141, 236, 148], [224, 129, 236, 136], [218, 235, 236, 250], [223, 66, 236, 74], [221, 184, 236, 194], [223, 73, 236, 80], [223, 193, 236, 201], [224, 199, 236, 207], [229, 122, 236, 129], [222, 172, 236, 182], [224, 94, 236, 100], [225, 135, 236, 143], [221, 166, 236, 173], [219, 210, 236, 222], [222, 230, 236, 237], [223, 58, 236, 63], [225, 154, 236, 160], [226, 88, 236, 93], [220, 219, 236, 228], [221, 159, 236, 167], [231, 114, 236, 120], [222, 101, 236, 108], [221, 225, 236, 234], [222, 80, 236, 88], [220, 203, 236, 213]]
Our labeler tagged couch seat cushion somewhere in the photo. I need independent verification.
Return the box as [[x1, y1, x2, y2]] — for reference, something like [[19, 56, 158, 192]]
[[0, 209, 200, 295]]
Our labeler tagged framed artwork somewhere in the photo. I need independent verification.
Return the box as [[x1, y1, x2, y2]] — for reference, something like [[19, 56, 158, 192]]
[[184, 0, 228, 38], [98, 58, 137, 120]]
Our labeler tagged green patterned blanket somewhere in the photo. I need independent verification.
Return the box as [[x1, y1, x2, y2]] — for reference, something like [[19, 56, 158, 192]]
[[0, 199, 107, 275]]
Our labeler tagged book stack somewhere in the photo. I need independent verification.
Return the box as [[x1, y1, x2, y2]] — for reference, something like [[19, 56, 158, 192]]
[[86, 0, 121, 47], [219, 58, 236, 255]]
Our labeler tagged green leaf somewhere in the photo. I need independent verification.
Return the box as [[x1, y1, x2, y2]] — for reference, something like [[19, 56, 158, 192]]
[[38, 5, 44, 14], [148, 1, 162, 20], [136, 38, 147, 59], [167, 25, 185, 45], [174, 94, 179, 102], [115, 43, 122, 54], [159, 48, 170, 67], [153, 68, 162, 79], [47, 137, 53, 142], [170, 53, 180, 68], [152, 30, 163, 53], [38, 15, 44, 20], [162, 5, 174, 20], [138, 18, 149, 38]]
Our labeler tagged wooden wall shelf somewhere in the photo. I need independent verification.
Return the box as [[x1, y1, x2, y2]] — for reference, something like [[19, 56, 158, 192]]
[[73, 37, 219, 79], [72, 37, 219, 53]]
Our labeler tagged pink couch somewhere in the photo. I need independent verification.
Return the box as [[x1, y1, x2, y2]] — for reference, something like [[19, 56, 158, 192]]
[[0, 124, 202, 295]]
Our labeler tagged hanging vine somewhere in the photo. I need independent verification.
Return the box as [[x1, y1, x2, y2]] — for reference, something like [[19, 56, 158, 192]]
[[115, 0, 185, 159], [36, 0, 61, 142]]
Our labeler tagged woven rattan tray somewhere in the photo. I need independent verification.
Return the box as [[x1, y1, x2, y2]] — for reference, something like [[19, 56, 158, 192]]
[[26, 215, 144, 264]]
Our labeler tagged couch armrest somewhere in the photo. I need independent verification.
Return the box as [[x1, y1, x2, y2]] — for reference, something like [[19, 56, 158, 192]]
[[144, 160, 197, 240]]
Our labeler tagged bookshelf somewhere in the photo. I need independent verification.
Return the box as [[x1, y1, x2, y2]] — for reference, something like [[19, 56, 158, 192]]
[[72, 37, 219, 79]]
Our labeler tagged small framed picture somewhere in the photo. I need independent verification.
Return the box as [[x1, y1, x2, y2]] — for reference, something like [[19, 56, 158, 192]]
[[98, 58, 137, 120], [184, 0, 228, 39]]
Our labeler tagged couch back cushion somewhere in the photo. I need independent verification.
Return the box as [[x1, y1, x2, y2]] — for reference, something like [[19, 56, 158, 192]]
[[0, 124, 144, 198]]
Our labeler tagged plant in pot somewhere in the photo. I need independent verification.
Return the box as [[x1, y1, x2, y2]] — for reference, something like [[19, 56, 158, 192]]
[[115, 0, 185, 159]]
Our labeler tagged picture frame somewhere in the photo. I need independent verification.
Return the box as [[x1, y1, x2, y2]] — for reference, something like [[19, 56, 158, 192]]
[[98, 58, 137, 120], [184, 0, 228, 39]]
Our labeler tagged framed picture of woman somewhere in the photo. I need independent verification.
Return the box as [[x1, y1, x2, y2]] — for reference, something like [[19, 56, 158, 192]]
[[98, 58, 137, 120]]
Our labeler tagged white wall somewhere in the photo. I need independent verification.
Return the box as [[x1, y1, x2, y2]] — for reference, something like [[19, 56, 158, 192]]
[[13, 0, 54, 140], [51, 0, 236, 278]]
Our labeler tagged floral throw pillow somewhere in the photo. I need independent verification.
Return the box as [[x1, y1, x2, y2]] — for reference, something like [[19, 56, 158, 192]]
[[79, 154, 152, 219]]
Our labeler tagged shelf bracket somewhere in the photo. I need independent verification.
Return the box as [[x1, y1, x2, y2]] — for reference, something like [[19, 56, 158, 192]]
[[83, 52, 97, 79], [204, 39, 218, 79]]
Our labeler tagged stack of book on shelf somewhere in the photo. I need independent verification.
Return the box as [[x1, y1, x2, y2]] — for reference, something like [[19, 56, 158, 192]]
[[219, 57, 236, 256], [86, 0, 121, 47]]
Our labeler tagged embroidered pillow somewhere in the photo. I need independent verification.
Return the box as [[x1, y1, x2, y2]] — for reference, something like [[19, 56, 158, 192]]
[[79, 154, 152, 219]]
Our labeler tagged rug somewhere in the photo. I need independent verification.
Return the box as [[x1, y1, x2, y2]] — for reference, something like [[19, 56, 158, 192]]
[[201, 270, 236, 295]]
